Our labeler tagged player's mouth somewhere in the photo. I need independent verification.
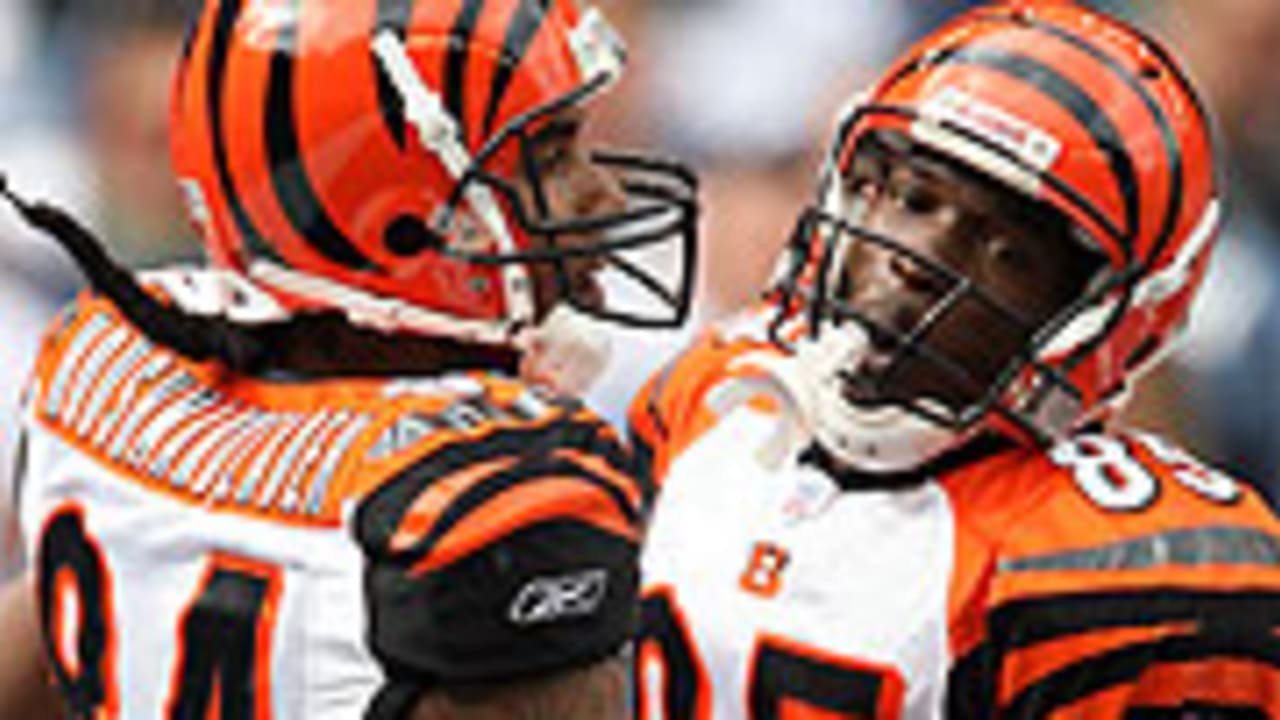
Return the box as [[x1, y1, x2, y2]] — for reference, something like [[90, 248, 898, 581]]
[[836, 349, 904, 408]]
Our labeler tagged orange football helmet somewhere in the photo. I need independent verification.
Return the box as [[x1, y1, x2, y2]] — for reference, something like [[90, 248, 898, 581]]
[[771, 1, 1220, 467], [171, 0, 697, 344]]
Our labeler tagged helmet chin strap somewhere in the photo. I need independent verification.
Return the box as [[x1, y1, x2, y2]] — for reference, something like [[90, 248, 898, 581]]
[[801, 324, 968, 473], [723, 177, 967, 473], [713, 322, 966, 474]]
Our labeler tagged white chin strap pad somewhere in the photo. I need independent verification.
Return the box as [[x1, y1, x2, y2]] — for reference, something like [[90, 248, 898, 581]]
[[714, 324, 965, 474], [514, 305, 613, 396], [799, 326, 964, 473]]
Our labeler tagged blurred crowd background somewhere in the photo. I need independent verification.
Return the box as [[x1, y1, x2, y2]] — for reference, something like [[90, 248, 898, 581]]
[[1, 0, 1278, 580]]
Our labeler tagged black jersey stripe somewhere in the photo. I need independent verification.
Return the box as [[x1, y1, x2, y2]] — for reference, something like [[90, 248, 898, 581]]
[[206, 0, 282, 264], [635, 353, 683, 443], [751, 642, 889, 718], [482, 0, 551, 137], [948, 588, 1280, 717], [989, 588, 1280, 651], [264, 12, 382, 271], [626, 429, 658, 513], [412, 452, 641, 561], [1126, 703, 1269, 719], [356, 415, 636, 550], [946, 641, 999, 719], [1004, 629, 1280, 718]]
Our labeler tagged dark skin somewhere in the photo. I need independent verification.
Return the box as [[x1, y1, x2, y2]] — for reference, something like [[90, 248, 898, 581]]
[[519, 106, 625, 317], [0, 576, 66, 720], [835, 134, 1102, 412], [408, 658, 628, 720]]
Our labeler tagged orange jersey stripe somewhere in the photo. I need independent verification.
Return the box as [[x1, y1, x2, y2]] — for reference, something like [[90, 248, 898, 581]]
[[552, 448, 644, 513], [409, 475, 640, 576], [390, 456, 520, 553]]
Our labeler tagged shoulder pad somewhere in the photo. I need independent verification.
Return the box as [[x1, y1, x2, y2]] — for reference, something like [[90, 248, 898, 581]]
[[628, 307, 782, 479], [355, 406, 643, 683], [358, 405, 640, 565], [953, 431, 1280, 600]]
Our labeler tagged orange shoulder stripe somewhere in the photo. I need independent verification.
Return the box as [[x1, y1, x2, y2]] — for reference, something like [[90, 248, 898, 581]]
[[408, 475, 640, 576], [390, 456, 520, 553]]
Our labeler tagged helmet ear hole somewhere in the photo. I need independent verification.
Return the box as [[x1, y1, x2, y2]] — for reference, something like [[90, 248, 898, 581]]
[[384, 215, 446, 257]]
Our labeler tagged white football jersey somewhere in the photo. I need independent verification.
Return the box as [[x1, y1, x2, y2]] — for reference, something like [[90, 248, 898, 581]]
[[639, 408, 954, 718], [18, 270, 644, 718], [630, 309, 1280, 719]]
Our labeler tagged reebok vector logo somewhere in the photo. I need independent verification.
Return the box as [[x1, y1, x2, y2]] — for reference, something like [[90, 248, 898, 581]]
[[509, 568, 609, 625]]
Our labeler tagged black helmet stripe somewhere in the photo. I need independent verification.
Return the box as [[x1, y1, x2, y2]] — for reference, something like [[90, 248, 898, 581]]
[[265, 14, 382, 272], [173, 4, 203, 101], [373, 0, 418, 148], [483, 0, 552, 137], [445, 0, 488, 145], [180, 9, 200, 64], [173, 23, 198, 119], [207, 0, 282, 264], [981, 13, 1186, 270], [926, 45, 1141, 250], [1143, 35, 1215, 147]]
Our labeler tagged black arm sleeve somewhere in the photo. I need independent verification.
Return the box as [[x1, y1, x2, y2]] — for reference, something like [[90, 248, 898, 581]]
[[366, 519, 638, 684], [356, 414, 643, 713]]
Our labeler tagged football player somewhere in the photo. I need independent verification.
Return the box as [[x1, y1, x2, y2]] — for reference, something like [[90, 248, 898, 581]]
[[631, 2, 1280, 717], [0, 0, 697, 717]]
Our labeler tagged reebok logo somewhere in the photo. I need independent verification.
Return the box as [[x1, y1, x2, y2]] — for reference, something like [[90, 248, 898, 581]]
[[509, 568, 608, 625]]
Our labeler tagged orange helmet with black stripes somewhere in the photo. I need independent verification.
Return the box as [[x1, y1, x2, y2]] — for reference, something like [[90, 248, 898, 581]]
[[171, 0, 697, 346], [771, 1, 1219, 469]]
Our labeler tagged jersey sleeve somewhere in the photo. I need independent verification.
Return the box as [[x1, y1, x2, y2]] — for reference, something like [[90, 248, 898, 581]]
[[627, 323, 777, 485], [354, 408, 644, 691], [945, 432, 1280, 717]]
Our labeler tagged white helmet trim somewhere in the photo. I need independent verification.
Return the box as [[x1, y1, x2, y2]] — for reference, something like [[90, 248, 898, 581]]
[[371, 30, 536, 332], [247, 260, 519, 345], [569, 7, 626, 85]]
